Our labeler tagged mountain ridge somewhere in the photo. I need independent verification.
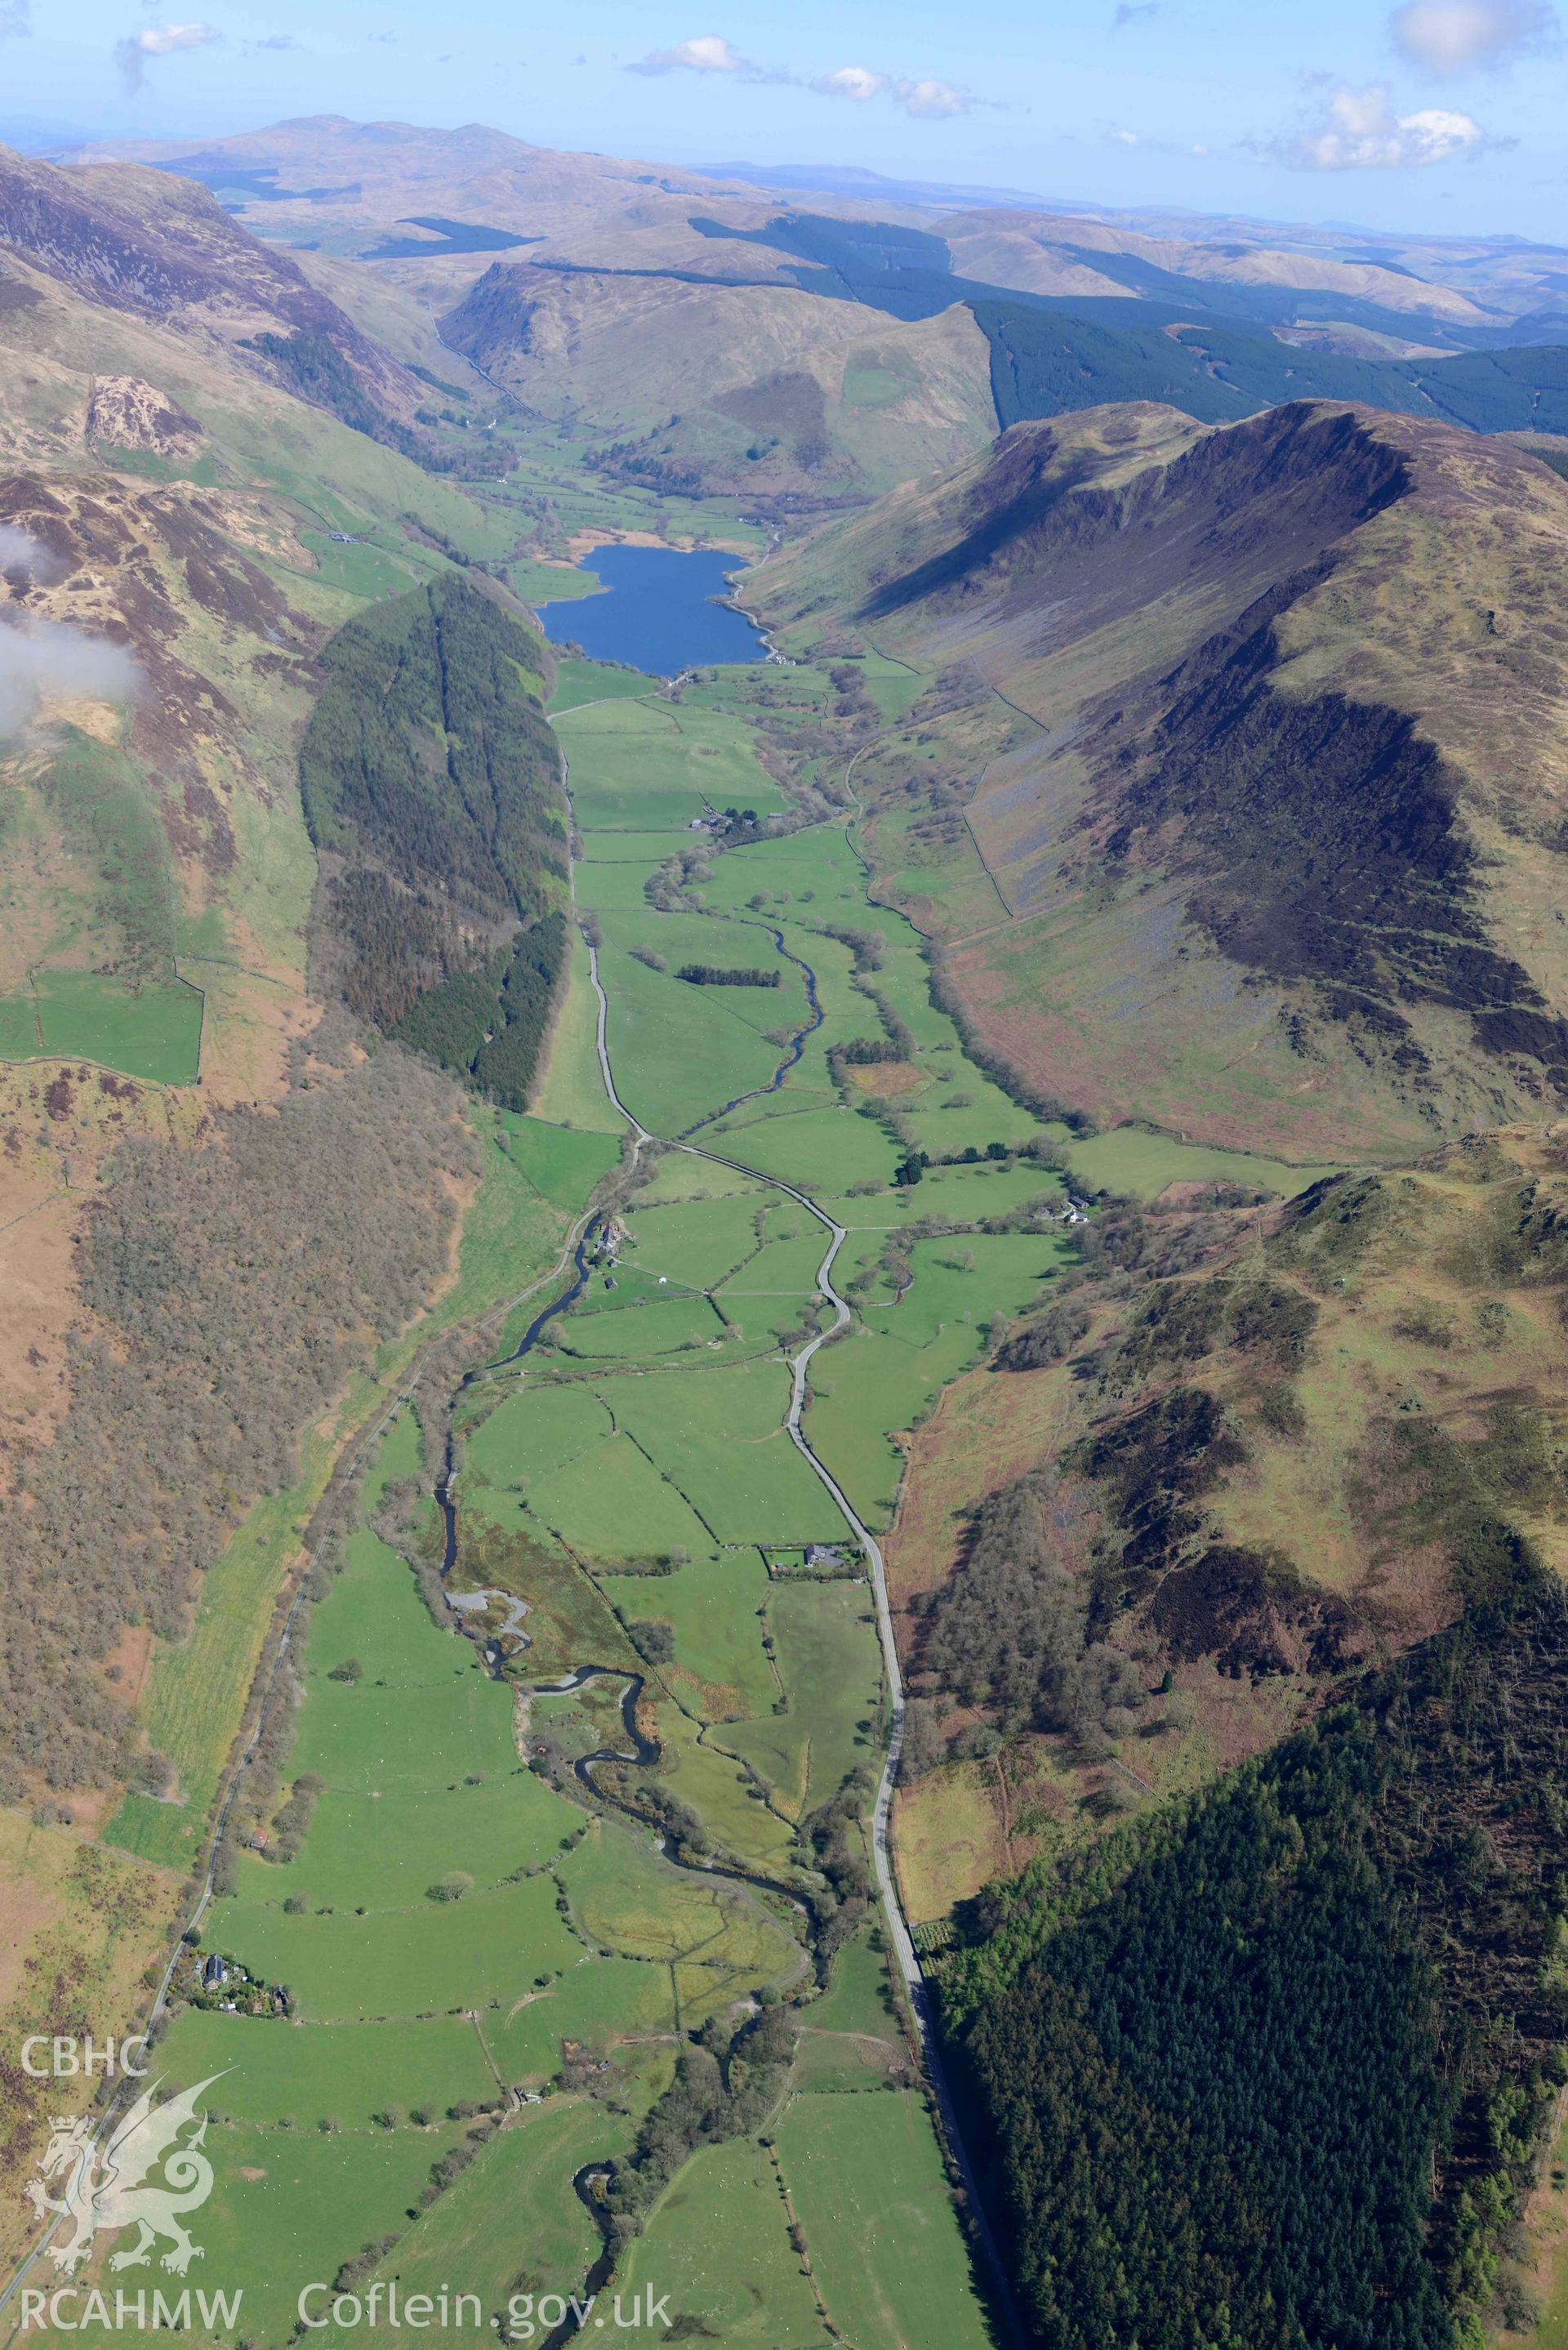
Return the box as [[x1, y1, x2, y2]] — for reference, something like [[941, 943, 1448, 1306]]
[[754, 399, 1568, 1160]]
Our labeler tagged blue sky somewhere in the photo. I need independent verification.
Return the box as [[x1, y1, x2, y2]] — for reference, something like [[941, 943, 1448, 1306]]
[[8, 0, 1568, 239]]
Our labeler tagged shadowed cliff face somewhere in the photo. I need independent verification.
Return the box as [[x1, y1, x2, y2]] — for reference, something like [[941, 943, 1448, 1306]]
[[756, 399, 1568, 1153], [1092, 580, 1568, 1083], [859, 404, 1410, 623]]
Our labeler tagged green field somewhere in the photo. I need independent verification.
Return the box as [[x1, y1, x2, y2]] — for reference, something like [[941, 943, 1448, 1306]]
[[432, 1106, 580, 1332], [0, 969, 203, 1082], [301, 530, 425, 599], [497, 1111, 622, 1207], [805, 1922, 900, 2042], [514, 558, 604, 605], [522, 1429, 721, 1557], [234, 1768, 578, 1912], [616, 2136, 831, 2348], [706, 1102, 902, 1190], [1054, 1121, 1343, 1202], [214, 1871, 586, 2019], [607, 1365, 838, 1543], [285, 1530, 521, 1791], [156, 2011, 496, 2129], [549, 653, 655, 710], [724, 1580, 884, 1819], [597, 942, 785, 1132], [622, 1188, 777, 1289], [166, 2121, 469, 2347], [104, 1406, 385, 1866], [597, 1550, 774, 1719], [806, 1233, 1067, 1523], [796, 1925, 906, 2091], [775, 2093, 996, 2350], [311, 2099, 635, 2349], [529, 929, 623, 1135], [580, 827, 707, 863], [654, 1706, 800, 1880], [464, 1382, 616, 1489], [486, 1956, 678, 2076], [559, 700, 785, 836], [556, 1292, 728, 1362], [558, 1817, 797, 1983], [95, 441, 221, 486]]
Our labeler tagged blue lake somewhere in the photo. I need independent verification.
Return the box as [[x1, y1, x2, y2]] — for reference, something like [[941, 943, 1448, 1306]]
[[534, 543, 767, 676]]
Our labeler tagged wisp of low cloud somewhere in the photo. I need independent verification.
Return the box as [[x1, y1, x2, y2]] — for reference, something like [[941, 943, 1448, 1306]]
[[0, 524, 65, 584], [630, 33, 746, 75], [0, 611, 142, 740], [893, 77, 969, 117], [812, 64, 885, 99], [0, 525, 140, 735], [1389, 0, 1556, 72], [0, 2, 31, 40], [114, 19, 220, 94], [628, 33, 973, 115]]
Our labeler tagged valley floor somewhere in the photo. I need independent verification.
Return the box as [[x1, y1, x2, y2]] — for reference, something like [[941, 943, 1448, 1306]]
[[6, 633, 1353, 2350], [7, 657, 1036, 2350]]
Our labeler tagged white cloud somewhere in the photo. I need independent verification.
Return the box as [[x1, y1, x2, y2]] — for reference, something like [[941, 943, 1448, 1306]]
[[0, 2, 30, 38], [251, 32, 302, 50], [114, 19, 220, 91], [0, 610, 141, 741], [1113, 126, 1139, 144], [626, 33, 978, 113], [630, 33, 751, 74], [1275, 80, 1486, 167], [813, 65, 887, 100], [0, 524, 60, 582], [1389, 0, 1555, 71], [893, 76, 969, 117]]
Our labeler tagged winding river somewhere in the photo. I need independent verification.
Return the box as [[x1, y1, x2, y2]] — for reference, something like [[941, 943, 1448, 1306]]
[[419, 725, 1019, 2346]]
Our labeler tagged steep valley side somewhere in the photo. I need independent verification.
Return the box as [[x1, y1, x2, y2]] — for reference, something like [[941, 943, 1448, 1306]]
[[753, 399, 1568, 1161]]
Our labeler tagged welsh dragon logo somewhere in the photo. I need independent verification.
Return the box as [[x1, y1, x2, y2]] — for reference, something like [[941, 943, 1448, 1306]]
[[26, 2075, 225, 2276]]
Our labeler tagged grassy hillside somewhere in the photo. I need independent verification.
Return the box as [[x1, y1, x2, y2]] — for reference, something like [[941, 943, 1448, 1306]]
[[752, 399, 1568, 1161], [0, 154, 557, 2040], [884, 1125, 1568, 2342], [942, 205, 1493, 326], [0, 140, 446, 454], [440, 267, 998, 505], [896, 1127, 1568, 1786]]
